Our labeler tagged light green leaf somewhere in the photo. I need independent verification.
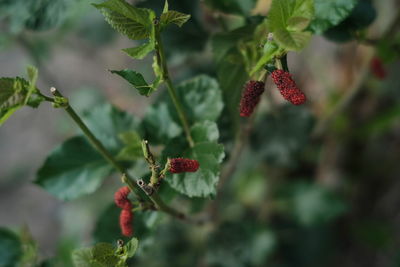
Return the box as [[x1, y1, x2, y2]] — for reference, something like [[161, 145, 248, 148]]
[[204, 0, 257, 15], [190, 121, 219, 143], [35, 136, 114, 201], [250, 41, 279, 76], [268, 0, 314, 51], [92, 243, 119, 266], [162, 0, 169, 13], [122, 41, 155, 59], [167, 141, 224, 198], [110, 69, 155, 96], [160, 10, 190, 29], [116, 131, 143, 161], [309, 0, 357, 34], [0, 228, 22, 267], [72, 248, 99, 267], [175, 75, 223, 123], [92, 0, 155, 40], [125, 238, 139, 258]]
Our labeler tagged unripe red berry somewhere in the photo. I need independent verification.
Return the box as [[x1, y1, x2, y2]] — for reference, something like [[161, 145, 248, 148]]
[[119, 209, 133, 237], [239, 81, 265, 117], [114, 186, 132, 210], [271, 70, 306, 105], [169, 158, 199, 173], [370, 57, 386, 80]]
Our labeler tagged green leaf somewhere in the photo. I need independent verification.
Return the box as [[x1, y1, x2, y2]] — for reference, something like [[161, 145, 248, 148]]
[[175, 75, 223, 123], [190, 121, 219, 143], [92, 243, 119, 266], [268, 0, 314, 51], [162, 0, 169, 13], [125, 238, 139, 258], [309, 0, 357, 34], [142, 102, 182, 144], [204, 0, 257, 15], [35, 136, 114, 201], [0, 77, 44, 126], [122, 41, 155, 59], [116, 131, 143, 161], [72, 248, 99, 267], [92, 0, 155, 40], [160, 10, 190, 29], [0, 228, 22, 267], [110, 69, 155, 96]]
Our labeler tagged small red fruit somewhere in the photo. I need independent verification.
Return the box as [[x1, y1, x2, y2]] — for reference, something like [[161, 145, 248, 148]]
[[239, 81, 265, 117], [119, 209, 133, 237], [114, 186, 132, 210], [271, 70, 306, 105], [370, 57, 386, 80], [169, 158, 200, 173]]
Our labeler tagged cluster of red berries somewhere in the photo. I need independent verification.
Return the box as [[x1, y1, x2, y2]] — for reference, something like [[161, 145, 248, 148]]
[[169, 158, 200, 173], [239, 70, 306, 117], [114, 186, 133, 237]]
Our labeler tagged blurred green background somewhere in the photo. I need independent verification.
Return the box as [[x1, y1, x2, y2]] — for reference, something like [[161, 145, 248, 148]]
[[1, 0, 400, 266]]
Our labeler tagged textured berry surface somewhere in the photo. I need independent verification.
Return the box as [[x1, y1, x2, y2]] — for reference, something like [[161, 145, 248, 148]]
[[114, 186, 132, 210], [271, 70, 306, 105], [169, 158, 200, 173], [370, 57, 386, 80], [119, 209, 133, 237], [239, 81, 265, 117]]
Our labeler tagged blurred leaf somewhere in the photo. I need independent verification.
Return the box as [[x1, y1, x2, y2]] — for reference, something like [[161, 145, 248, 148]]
[[309, 0, 357, 34], [174, 75, 223, 124], [0, 0, 72, 32], [285, 182, 348, 226], [116, 131, 143, 161], [142, 102, 182, 144], [110, 69, 156, 96], [35, 136, 113, 201], [251, 105, 314, 167], [122, 41, 155, 60], [0, 228, 22, 267], [72, 248, 99, 267], [268, 0, 314, 51], [190, 121, 219, 143], [92, 243, 119, 266], [204, 0, 257, 16], [160, 10, 190, 29], [19, 226, 39, 266], [93, 0, 155, 40]]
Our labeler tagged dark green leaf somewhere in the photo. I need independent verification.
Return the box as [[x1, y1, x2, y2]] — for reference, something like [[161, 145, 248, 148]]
[[110, 69, 154, 96], [160, 10, 190, 28], [204, 0, 257, 15], [92, 243, 119, 266], [122, 41, 155, 59], [0, 228, 22, 267], [35, 136, 113, 201], [175, 75, 223, 123], [92, 0, 155, 40], [309, 0, 357, 34]]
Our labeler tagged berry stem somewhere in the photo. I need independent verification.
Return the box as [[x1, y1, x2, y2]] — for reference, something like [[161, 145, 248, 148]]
[[155, 27, 195, 148]]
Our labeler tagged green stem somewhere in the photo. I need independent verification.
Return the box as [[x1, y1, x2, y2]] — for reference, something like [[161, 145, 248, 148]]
[[155, 29, 194, 147], [49, 87, 191, 221]]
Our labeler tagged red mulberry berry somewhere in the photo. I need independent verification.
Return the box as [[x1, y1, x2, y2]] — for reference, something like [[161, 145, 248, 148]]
[[370, 57, 386, 80], [119, 209, 133, 237], [271, 70, 306, 105], [169, 158, 199, 173], [239, 81, 265, 117], [114, 186, 132, 210]]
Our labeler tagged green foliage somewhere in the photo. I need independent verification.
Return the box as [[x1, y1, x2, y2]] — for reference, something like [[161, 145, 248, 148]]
[[165, 121, 225, 198], [92, 0, 155, 40], [160, 2, 190, 30], [0, 228, 22, 267], [309, 0, 357, 34], [0, 74, 44, 126], [204, 0, 257, 16], [122, 41, 155, 60], [72, 238, 138, 267], [175, 75, 223, 124], [35, 136, 114, 201], [0, 0, 73, 33], [268, 0, 314, 51], [116, 131, 143, 161]]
